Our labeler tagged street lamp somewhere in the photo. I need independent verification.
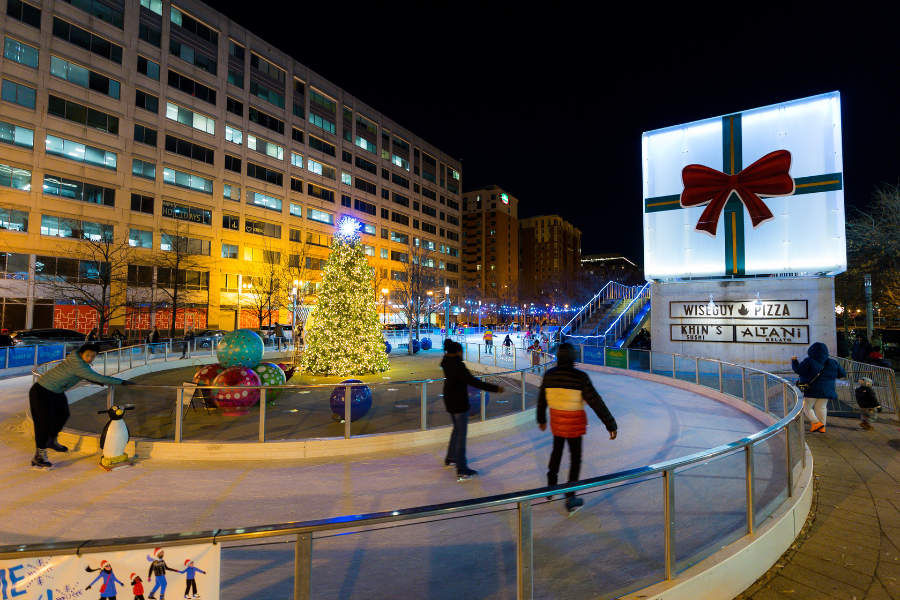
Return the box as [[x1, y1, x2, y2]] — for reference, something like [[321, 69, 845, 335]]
[[478, 300, 482, 329], [382, 288, 388, 327], [292, 279, 299, 339], [445, 285, 450, 339]]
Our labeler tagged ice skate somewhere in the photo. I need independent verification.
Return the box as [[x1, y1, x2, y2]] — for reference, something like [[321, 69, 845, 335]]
[[31, 449, 52, 470], [565, 496, 584, 516], [47, 437, 68, 452], [457, 468, 478, 482]]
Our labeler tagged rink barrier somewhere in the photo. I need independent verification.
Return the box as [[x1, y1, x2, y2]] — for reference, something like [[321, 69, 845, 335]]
[[31, 340, 557, 444], [13, 348, 809, 600]]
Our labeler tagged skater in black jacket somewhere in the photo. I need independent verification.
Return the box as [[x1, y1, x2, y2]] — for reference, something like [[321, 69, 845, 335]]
[[441, 340, 504, 480]]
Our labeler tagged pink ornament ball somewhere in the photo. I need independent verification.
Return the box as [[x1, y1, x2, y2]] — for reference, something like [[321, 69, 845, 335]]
[[211, 366, 262, 416], [192, 363, 226, 408]]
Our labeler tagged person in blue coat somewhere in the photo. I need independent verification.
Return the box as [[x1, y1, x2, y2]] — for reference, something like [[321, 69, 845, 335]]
[[792, 341, 847, 433], [85, 560, 124, 598]]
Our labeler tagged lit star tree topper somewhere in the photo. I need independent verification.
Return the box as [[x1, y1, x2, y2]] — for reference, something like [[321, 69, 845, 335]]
[[301, 217, 389, 376]]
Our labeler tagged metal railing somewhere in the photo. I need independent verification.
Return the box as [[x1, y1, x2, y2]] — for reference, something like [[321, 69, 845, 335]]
[[771, 356, 898, 414], [12, 347, 806, 599], [560, 281, 638, 337], [564, 283, 651, 347], [31, 341, 557, 443]]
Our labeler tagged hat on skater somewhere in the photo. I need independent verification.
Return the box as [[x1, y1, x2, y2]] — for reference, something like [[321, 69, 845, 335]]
[[1, 329, 7, 334], [184, 559, 192, 566], [100, 560, 109, 569], [130, 573, 137, 581]]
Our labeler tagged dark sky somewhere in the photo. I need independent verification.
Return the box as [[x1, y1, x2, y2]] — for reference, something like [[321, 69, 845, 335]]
[[218, 2, 900, 265]]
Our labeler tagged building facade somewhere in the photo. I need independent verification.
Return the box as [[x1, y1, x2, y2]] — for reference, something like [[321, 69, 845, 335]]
[[0, 0, 462, 333], [461, 185, 517, 297], [581, 253, 642, 282], [518, 215, 581, 297]]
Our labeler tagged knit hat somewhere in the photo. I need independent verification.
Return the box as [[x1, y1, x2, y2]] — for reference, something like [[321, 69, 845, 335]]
[[130, 573, 137, 581], [184, 559, 192, 566], [860, 377, 873, 386], [100, 560, 109, 569]]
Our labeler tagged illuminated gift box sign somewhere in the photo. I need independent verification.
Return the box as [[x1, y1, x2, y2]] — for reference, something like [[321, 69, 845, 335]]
[[642, 92, 846, 280]]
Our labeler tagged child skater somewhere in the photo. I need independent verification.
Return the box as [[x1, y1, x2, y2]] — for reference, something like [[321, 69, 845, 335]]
[[856, 376, 881, 430], [179, 559, 206, 599], [130, 573, 145, 600]]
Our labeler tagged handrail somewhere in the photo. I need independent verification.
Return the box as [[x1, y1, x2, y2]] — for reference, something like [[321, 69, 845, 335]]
[[602, 283, 651, 345], [7, 347, 806, 600], [560, 281, 637, 336]]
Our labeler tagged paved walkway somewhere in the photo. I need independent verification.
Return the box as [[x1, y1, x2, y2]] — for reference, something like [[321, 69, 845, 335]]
[[737, 414, 900, 600]]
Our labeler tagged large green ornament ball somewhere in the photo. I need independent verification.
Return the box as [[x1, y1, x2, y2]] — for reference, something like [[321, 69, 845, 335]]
[[217, 329, 265, 368], [253, 362, 287, 400]]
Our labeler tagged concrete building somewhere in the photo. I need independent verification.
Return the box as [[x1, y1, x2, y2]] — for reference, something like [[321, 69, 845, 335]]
[[461, 185, 518, 297], [0, 0, 462, 333], [518, 215, 581, 297]]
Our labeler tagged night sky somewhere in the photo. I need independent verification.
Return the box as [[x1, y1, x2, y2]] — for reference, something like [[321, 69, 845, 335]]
[[217, 3, 900, 265]]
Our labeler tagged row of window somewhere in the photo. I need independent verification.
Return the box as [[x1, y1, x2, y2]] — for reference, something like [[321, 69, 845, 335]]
[[4, 4, 462, 190]]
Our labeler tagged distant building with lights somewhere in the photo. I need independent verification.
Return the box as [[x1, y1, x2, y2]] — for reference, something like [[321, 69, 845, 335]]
[[461, 185, 518, 297], [581, 253, 642, 282], [518, 215, 582, 297], [0, 0, 462, 333]]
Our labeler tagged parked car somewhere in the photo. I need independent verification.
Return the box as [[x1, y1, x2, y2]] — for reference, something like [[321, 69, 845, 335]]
[[193, 329, 228, 349], [11, 328, 118, 349]]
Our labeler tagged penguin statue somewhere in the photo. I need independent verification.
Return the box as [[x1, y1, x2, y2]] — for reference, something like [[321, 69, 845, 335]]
[[97, 405, 135, 471]]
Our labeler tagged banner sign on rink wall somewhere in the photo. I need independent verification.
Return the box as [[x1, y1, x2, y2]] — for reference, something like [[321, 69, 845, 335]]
[[0, 543, 220, 599], [642, 92, 846, 280]]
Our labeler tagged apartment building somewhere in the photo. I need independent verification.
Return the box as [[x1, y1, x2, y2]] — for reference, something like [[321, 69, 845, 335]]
[[0, 0, 462, 332], [518, 215, 581, 296], [461, 185, 517, 297]]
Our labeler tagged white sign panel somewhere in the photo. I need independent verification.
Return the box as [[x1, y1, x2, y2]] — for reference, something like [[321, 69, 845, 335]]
[[0, 543, 220, 600], [670, 300, 808, 320], [643, 92, 846, 280]]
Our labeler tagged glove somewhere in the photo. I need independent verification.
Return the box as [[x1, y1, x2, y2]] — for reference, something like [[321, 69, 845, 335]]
[[86, 585, 92, 590], [120, 380, 135, 386]]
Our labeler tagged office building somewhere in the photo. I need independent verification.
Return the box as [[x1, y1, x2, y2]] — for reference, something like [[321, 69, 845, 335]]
[[0, 0, 462, 333], [461, 185, 517, 297], [518, 215, 581, 297], [581, 253, 642, 282]]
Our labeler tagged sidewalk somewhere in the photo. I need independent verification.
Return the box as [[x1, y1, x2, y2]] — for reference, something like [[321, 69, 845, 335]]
[[738, 415, 900, 600]]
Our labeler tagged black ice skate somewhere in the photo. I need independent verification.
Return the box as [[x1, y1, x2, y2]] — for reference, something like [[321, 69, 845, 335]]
[[565, 496, 584, 516], [47, 437, 68, 452], [31, 449, 52, 470], [457, 469, 478, 482]]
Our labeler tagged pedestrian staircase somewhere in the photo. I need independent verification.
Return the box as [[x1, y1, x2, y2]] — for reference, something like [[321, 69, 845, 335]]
[[562, 283, 651, 347]]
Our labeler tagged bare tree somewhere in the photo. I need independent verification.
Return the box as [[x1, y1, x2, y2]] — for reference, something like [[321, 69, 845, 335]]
[[393, 244, 437, 354], [35, 219, 133, 335], [844, 183, 900, 320], [282, 241, 318, 327], [241, 243, 287, 330], [151, 221, 209, 339]]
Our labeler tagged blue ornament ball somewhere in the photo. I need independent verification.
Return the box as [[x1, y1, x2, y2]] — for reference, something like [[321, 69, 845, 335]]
[[385, 341, 392, 354], [420, 337, 432, 350], [330, 379, 373, 421], [216, 329, 265, 368], [411, 339, 420, 354], [467, 386, 490, 416]]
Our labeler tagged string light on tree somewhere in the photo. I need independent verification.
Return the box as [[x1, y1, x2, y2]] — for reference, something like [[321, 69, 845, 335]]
[[301, 217, 389, 376]]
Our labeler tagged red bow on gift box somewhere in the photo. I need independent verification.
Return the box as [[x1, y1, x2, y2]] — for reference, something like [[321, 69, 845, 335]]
[[680, 150, 795, 237]]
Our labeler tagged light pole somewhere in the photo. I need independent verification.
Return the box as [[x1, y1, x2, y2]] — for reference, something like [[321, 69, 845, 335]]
[[381, 288, 388, 327], [292, 279, 299, 340], [445, 285, 450, 340], [478, 300, 482, 329]]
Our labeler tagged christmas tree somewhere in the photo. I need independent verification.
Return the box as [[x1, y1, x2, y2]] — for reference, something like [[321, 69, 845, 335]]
[[302, 218, 389, 375]]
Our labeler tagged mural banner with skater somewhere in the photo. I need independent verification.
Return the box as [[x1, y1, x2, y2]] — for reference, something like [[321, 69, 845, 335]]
[[0, 543, 220, 599]]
